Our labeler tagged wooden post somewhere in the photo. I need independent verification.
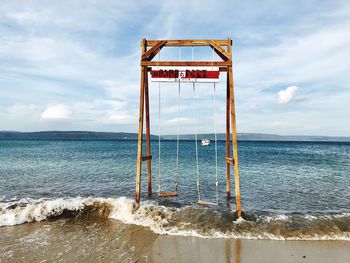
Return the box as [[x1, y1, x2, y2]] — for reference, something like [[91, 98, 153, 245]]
[[142, 38, 152, 197], [226, 66, 231, 202], [144, 70, 152, 197], [136, 39, 146, 203], [228, 39, 242, 217]]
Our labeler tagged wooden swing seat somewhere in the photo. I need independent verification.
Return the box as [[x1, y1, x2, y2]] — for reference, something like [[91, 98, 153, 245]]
[[158, 191, 178, 197], [197, 200, 218, 206]]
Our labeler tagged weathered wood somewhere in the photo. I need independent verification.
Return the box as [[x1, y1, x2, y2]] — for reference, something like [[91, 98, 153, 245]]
[[226, 61, 231, 202], [158, 192, 178, 197], [143, 44, 152, 198], [141, 61, 231, 67], [146, 39, 231, 47], [136, 64, 146, 203], [145, 87, 152, 196], [197, 200, 217, 206], [141, 40, 167, 61], [228, 39, 242, 217], [208, 40, 231, 61]]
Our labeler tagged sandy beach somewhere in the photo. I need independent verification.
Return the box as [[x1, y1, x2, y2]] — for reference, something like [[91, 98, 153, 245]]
[[1, 217, 349, 263]]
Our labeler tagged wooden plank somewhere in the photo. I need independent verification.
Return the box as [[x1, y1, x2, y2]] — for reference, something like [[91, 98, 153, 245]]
[[197, 200, 218, 206], [228, 43, 242, 217], [141, 61, 231, 67], [158, 192, 178, 197], [208, 40, 231, 61], [141, 40, 167, 61], [146, 39, 230, 47]]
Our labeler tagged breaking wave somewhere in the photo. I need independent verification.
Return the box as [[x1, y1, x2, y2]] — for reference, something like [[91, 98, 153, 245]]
[[1, 196, 350, 241]]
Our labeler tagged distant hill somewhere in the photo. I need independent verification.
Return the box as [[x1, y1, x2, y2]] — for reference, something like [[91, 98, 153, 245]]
[[0, 131, 349, 142], [0, 131, 156, 140], [162, 133, 350, 142]]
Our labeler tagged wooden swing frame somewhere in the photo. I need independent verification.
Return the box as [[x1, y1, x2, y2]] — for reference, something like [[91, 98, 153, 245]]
[[135, 38, 242, 217]]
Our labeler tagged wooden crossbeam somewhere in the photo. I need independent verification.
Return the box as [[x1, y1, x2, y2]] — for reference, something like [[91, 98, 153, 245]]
[[146, 67, 228, 71], [141, 40, 167, 61], [158, 192, 178, 197], [208, 40, 231, 61], [146, 39, 231, 47], [141, 61, 231, 67]]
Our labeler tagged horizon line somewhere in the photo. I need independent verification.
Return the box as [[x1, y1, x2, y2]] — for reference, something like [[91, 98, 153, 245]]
[[0, 130, 349, 138]]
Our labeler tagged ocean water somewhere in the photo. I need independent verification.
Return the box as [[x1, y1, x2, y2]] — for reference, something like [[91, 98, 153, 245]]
[[1, 140, 350, 261]]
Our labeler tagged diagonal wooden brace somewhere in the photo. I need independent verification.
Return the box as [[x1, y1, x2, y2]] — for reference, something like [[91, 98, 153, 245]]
[[208, 40, 231, 61], [141, 40, 167, 61]]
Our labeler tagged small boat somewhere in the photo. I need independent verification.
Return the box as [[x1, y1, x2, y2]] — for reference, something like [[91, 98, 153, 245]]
[[201, 139, 211, 146]]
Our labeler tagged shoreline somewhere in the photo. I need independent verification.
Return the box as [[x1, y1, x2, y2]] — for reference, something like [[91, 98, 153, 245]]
[[1, 218, 349, 262]]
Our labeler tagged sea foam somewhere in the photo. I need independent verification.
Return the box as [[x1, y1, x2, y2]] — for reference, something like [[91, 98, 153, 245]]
[[1, 196, 350, 241]]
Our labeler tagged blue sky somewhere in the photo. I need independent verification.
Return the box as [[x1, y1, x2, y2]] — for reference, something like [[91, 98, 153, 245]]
[[0, 0, 349, 136]]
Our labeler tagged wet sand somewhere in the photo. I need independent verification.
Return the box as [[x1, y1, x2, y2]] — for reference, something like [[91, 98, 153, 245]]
[[0, 218, 157, 262], [146, 236, 350, 263], [1, 218, 349, 263]]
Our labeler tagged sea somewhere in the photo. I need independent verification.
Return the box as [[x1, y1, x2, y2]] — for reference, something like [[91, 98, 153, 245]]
[[1, 140, 350, 261]]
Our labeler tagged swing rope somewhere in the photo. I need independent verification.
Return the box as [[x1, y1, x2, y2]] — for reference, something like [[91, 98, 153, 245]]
[[157, 46, 218, 203], [157, 51, 161, 193], [158, 48, 181, 197], [175, 82, 180, 192], [175, 47, 181, 192], [193, 82, 201, 202], [213, 82, 219, 205], [191, 47, 201, 202], [195, 48, 220, 206], [212, 47, 219, 205]]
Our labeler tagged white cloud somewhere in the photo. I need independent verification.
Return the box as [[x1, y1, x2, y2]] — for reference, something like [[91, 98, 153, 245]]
[[0, 1, 350, 135], [237, 20, 350, 90], [41, 105, 73, 119], [277, 86, 299, 105]]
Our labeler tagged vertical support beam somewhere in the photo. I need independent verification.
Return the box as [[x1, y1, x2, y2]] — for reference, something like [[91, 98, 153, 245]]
[[226, 67, 231, 202], [228, 39, 242, 217], [144, 70, 152, 197], [136, 39, 146, 203], [142, 39, 152, 197]]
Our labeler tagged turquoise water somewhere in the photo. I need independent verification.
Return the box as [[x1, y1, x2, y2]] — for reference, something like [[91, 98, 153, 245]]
[[1, 140, 350, 240], [1, 140, 349, 212]]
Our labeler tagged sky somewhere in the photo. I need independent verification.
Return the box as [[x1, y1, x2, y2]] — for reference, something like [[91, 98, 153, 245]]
[[0, 0, 349, 136]]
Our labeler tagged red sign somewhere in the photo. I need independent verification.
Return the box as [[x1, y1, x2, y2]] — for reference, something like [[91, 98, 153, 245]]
[[150, 69, 219, 82]]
